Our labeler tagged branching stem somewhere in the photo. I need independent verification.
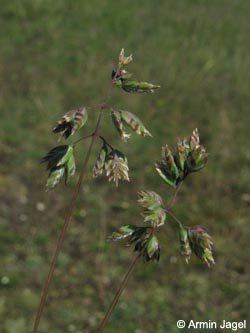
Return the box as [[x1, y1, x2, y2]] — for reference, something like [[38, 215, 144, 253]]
[[167, 181, 183, 209], [165, 209, 183, 228], [99, 135, 115, 151], [97, 184, 182, 332], [73, 133, 94, 146]]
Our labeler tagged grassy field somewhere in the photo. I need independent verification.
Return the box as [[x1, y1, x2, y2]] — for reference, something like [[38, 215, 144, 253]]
[[1, 0, 250, 332]]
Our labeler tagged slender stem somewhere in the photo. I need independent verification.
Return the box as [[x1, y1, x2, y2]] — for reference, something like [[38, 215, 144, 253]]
[[99, 135, 115, 151], [165, 209, 183, 228], [97, 226, 157, 333], [164, 182, 184, 228], [73, 133, 94, 146], [33, 107, 105, 333], [97, 253, 141, 333], [166, 181, 183, 210]]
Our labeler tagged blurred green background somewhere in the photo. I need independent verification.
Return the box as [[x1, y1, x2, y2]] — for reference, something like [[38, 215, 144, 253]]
[[0, 0, 250, 332]]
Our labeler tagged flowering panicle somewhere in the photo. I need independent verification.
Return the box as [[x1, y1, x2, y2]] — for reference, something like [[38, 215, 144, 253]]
[[40, 50, 215, 324], [108, 124, 214, 267]]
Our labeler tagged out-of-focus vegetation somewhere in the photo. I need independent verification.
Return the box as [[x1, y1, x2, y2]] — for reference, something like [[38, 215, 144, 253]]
[[1, 0, 250, 332]]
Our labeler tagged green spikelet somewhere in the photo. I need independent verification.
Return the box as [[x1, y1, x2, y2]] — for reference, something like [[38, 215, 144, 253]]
[[175, 141, 186, 172], [53, 107, 88, 140], [120, 110, 152, 137], [138, 190, 166, 227], [179, 225, 192, 263], [188, 225, 215, 267], [155, 145, 180, 187], [41, 145, 75, 189], [121, 79, 160, 93], [111, 110, 131, 141], [93, 143, 108, 177], [105, 150, 130, 187]]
